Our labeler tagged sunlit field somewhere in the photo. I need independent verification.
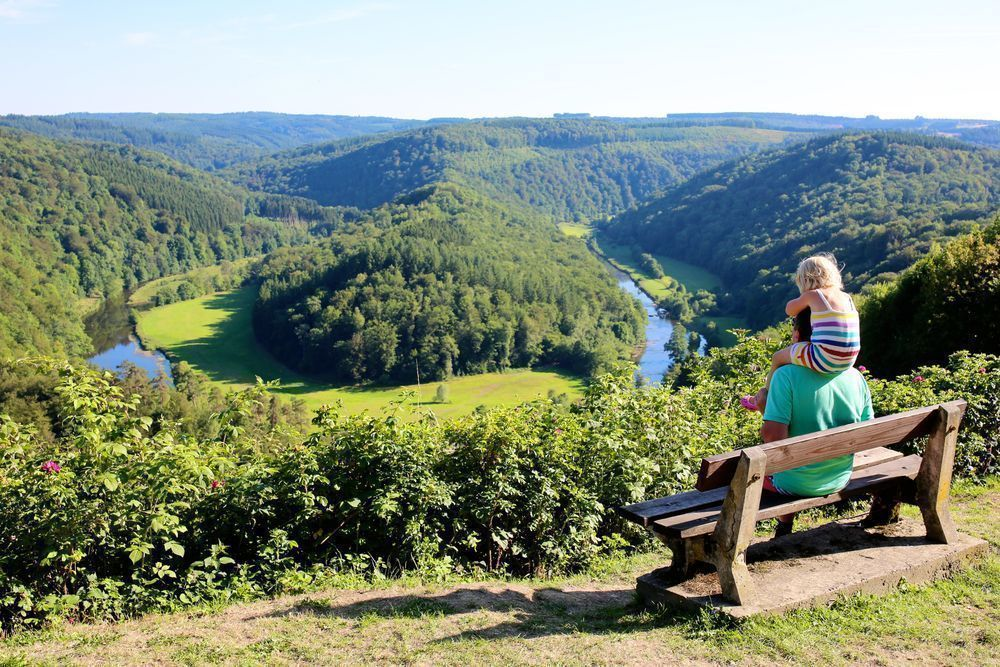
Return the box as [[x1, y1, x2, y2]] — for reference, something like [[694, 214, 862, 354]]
[[135, 286, 585, 419]]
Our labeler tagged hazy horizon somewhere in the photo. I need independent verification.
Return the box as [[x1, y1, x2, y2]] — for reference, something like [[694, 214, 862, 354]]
[[5, 110, 1000, 123]]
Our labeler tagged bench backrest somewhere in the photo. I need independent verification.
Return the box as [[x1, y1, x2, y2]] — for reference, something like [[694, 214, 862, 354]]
[[695, 400, 968, 492]]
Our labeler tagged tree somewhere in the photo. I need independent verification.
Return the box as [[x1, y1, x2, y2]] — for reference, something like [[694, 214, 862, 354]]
[[175, 281, 200, 301]]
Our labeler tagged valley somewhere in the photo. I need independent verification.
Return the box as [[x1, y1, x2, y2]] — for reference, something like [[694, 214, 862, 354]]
[[3, 110, 1000, 641], [24, 116, 997, 417], [87, 249, 682, 419]]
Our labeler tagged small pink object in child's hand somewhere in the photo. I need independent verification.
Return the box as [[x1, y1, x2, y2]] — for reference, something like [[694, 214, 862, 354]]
[[740, 395, 759, 411]]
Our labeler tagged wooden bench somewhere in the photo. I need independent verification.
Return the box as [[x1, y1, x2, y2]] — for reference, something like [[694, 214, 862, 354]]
[[616, 400, 967, 606]]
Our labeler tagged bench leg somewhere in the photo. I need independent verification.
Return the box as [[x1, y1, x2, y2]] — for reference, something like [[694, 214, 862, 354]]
[[712, 447, 766, 606], [916, 405, 962, 544], [654, 534, 692, 578], [862, 488, 902, 527], [653, 534, 711, 580]]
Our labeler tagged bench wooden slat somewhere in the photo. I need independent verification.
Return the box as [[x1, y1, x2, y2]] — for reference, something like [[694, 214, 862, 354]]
[[695, 400, 966, 491], [617, 446, 903, 527], [653, 454, 922, 539], [853, 446, 904, 470], [616, 487, 728, 528]]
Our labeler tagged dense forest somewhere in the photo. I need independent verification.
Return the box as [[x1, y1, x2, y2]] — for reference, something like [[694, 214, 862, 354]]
[[0, 113, 427, 170], [0, 128, 327, 359], [227, 119, 803, 219], [859, 216, 1000, 375], [253, 184, 646, 382], [601, 132, 1000, 327]]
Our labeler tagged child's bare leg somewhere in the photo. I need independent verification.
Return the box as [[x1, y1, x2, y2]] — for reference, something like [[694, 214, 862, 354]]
[[755, 346, 794, 412], [765, 346, 793, 389]]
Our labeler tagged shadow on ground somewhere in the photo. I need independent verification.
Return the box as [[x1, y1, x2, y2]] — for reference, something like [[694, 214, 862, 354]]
[[258, 585, 717, 643]]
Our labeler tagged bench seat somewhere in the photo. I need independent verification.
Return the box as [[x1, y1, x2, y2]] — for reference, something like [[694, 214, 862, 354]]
[[617, 446, 904, 528], [651, 454, 920, 539]]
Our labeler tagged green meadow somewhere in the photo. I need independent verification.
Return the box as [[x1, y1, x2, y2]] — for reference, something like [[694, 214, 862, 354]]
[[557, 221, 592, 238], [134, 286, 585, 419]]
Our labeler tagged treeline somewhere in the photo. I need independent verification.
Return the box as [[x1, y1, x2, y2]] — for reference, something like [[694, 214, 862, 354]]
[[148, 260, 256, 307], [0, 129, 318, 359], [227, 119, 801, 219], [0, 113, 426, 170], [253, 184, 646, 382], [602, 132, 1000, 327], [860, 216, 1000, 376]]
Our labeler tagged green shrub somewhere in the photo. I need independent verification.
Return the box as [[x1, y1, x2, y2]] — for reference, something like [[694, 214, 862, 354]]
[[0, 337, 996, 631]]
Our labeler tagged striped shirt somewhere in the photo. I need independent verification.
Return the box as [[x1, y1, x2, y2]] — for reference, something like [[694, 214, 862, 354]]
[[789, 291, 861, 374]]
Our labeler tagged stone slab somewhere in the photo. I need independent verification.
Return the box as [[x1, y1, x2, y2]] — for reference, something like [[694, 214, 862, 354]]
[[636, 517, 989, 618]]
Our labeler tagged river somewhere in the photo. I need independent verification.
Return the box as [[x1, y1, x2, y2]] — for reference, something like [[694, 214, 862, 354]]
[[602, 262, 679, 384], [85, 296, 173, 384], [86, 266, 681, 387]]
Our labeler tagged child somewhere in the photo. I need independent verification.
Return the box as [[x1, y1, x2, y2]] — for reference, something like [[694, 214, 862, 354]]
[[742, 254, 860, 412]]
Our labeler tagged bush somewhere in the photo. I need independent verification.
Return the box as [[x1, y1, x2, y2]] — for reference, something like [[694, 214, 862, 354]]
[[1, 338, 996, 631]]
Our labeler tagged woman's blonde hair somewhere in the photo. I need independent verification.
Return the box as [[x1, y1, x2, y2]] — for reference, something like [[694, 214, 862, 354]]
[[795, 254, 843, 292]]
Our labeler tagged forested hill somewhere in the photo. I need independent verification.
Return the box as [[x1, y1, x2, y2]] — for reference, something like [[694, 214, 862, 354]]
[[226, 119, 802, 219], [600, 132, 1000, 328], [859, 217, 1000, 376], [0, 112, 427, 171], [253, 183, 646, 383], [0, 128, 323, 359], [663, 113, 1000, 147]]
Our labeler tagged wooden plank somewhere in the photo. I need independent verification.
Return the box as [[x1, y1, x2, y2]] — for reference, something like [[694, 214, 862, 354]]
[[854, 447, 904, 470], [616, 488, 727, 527], [695, 401, 966, 491], [653, 455, 922, 539], [618, 447, 903, 527]]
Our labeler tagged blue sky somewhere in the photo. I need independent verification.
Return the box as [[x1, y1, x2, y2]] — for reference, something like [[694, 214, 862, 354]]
[[1, 0, 998, 119]]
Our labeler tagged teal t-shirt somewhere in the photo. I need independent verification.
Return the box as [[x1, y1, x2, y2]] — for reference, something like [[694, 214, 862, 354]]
[[763, 366, 874, 496]]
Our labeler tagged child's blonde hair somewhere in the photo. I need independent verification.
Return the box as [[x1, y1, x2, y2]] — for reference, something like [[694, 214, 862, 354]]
[[795, 254, 843, 292]]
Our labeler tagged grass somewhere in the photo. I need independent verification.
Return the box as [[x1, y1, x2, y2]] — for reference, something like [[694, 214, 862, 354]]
[[3, 478, 997, 665], [134, 286, 585, 419], [557, 222, 592, 238]]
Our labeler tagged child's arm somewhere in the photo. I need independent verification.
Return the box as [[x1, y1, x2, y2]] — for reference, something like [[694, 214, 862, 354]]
[[785, 290, 816, 317]]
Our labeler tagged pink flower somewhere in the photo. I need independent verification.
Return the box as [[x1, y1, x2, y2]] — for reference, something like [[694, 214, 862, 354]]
[[979, 367, 987, 374], [554, 428, 564, 436], [211, 480, 224, 490], [41, 460, 61, 474], [913, 375, 925, 383], [857, 366, 867, 373]]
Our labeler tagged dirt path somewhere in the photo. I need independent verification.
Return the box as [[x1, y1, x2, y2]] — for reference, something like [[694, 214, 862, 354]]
[[3, 485, 998, 666]]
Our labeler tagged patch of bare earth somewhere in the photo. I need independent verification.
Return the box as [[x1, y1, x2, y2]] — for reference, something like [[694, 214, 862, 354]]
[[4, 582, 719, 666]]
